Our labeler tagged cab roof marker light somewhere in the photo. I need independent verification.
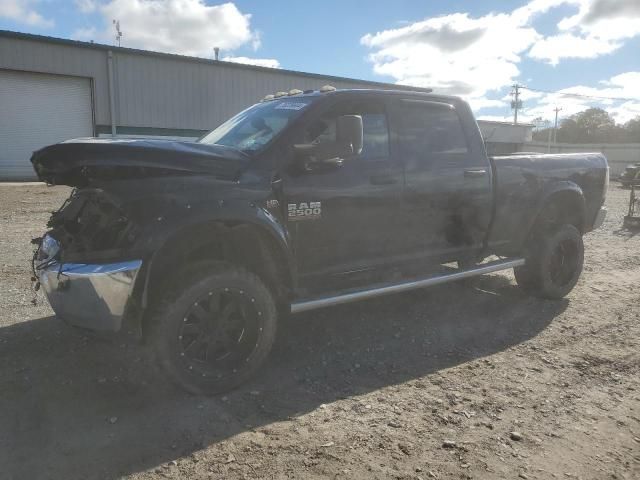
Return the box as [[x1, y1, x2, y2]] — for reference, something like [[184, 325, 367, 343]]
[[262, 94, 275, 102], [320, 85, 336, 93], [274, 91, 288, 98], [288, 89, 303, 96]]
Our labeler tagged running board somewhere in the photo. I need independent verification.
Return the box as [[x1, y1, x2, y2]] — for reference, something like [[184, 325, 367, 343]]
[[291, 258, 525, 314]]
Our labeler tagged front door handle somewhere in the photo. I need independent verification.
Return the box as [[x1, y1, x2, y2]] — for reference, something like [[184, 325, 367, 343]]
[[464, 169, 487, 178], [370, 174, 397, 185]]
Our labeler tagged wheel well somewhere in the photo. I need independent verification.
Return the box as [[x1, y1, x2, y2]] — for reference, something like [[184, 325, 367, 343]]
[[143, 221, 291, 320], [534, 190, 586, 234]]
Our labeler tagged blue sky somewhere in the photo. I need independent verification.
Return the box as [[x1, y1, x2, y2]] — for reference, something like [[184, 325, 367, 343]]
[[1, 0, 639, 125]]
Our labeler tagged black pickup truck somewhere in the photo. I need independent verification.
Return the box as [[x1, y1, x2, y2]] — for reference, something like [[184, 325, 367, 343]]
[[31, 88, 608, 394]]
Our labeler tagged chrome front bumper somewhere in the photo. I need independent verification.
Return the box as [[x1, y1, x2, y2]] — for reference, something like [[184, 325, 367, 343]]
[[592, 206, 607, 230], [38, 259, 142, 332]]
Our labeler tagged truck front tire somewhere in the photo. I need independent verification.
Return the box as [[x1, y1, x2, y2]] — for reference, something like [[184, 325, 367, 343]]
[[149, 264, 278, 395], [514, 224, 584, 299]]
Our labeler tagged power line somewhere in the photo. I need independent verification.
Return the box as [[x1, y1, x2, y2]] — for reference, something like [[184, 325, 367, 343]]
[[520, 85, 639, 103]]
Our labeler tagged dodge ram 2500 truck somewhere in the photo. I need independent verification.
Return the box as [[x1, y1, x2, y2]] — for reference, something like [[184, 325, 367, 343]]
[[31, 88, 608, 394]]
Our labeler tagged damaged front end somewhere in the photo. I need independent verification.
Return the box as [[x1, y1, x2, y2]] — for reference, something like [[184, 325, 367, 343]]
[[33, 188, 143, 332], [30, 137, 252, 333]]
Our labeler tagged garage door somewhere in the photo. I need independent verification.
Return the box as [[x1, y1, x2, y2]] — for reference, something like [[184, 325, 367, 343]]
[[0, 70, 93, 180]]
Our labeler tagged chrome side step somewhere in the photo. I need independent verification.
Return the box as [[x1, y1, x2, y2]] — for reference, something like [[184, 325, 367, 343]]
[[291, 258, 525, 314]]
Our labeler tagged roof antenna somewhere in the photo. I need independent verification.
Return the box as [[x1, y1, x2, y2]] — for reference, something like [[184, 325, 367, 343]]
[[113, 19, 123, 47], [213, 47, 220, 61]]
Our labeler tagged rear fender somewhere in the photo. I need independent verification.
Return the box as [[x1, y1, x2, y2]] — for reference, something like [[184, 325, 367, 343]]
[[521, 181, 586, 245]]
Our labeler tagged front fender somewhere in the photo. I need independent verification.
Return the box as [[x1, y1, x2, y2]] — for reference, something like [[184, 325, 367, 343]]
[[134, 200, 294, 308]]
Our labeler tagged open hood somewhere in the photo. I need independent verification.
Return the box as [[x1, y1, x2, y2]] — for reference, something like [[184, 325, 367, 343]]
[[31, 138, 250, 186]]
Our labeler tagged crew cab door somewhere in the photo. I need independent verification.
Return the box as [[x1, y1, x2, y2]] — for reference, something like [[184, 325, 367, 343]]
[[281, 96, 404, 292], [390, 98, 493, 266]]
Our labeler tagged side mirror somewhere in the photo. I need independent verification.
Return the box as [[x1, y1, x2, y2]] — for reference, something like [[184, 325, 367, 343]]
[[337, 115, 363, 156]]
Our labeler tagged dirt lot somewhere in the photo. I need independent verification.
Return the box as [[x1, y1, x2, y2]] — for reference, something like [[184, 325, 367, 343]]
[[0, 182, 638, 480]]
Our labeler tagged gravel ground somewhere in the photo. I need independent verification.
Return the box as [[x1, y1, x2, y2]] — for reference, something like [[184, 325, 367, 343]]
[[0, 182, 638, 480]]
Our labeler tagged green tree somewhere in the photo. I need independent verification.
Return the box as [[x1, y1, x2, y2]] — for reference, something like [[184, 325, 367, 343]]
[[556, 108, 626, 143], [575, 108, 616, 141], [556, 117, 582, 143], [533, 110, 640, 144], [624, 117, 640, 143]]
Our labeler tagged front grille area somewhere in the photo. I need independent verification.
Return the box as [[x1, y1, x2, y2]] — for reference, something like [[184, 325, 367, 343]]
[[46, 188, 137, 258]]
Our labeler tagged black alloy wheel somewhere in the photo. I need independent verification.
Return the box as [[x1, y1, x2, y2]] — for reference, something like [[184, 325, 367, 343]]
[[150, 264, 278, 395], [514, 223, 584, 299], [547, 238, 580, 288], [178, 288, 262, 379]]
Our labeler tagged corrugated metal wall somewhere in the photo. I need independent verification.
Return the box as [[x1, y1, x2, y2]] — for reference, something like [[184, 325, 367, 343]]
[[0, 36, 109, 126], [111, 51, 382, 131]]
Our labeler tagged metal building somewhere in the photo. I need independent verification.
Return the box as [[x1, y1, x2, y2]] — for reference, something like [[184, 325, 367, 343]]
[[478, 120, 534, 155], [0, 30, 433, 180]]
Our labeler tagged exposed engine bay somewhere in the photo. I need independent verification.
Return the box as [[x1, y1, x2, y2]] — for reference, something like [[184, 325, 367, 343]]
[[41, 188, 138, 263]]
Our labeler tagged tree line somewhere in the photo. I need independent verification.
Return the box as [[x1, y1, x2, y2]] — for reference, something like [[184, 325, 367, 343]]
[[532, 108, 640, 144]]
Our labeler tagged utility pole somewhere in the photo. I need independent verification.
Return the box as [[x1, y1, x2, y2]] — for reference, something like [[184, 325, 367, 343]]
[[553, 106, 562, 145], [511, 84, 522, 124]]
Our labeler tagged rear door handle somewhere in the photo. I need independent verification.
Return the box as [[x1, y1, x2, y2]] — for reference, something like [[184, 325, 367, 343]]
[[370, 174, 397, 185], [464, 169, 487, 178]]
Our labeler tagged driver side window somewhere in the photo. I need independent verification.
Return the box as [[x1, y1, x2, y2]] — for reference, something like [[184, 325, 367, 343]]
[[304, 100, 389, 161], [306, 117, 336, 145]]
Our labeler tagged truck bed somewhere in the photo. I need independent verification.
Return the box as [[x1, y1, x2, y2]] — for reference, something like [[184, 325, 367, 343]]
[[488, 152, 608, 255]]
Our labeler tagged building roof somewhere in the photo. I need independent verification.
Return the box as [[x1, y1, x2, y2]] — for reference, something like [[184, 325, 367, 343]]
[[477, 119, 535, 127], [0, 30, 432, 93]]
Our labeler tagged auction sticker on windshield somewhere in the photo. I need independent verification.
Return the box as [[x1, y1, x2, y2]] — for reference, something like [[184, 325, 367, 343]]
[[275, 102, 308, 110]]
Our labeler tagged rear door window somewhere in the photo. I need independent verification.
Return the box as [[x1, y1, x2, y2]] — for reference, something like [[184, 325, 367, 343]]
[[396, 101, 469, 165]]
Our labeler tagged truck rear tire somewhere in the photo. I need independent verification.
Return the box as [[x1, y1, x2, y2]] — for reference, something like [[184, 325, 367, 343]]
[[148, 264, 278, 395], [514, 224, 584, 299]]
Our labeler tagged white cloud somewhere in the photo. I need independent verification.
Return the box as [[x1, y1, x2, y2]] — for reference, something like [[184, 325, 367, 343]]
[[519, 71, 640, 124], [608, 101, 640, 124], [360, 3, 561, 101], [75, 0, 97, 13], [468, 98, 508, 111], [528, 32, 620, 65], [601, 71, 640, 95], [561, 0, 640, 27], [0, 0, 53, 27], [477, 114, 515, 122], [81, 0, 261, 58], [510, 0, 580, 23], [361, 0, 640, 118], [529, 0, 640, 64], [222, 56, 280, 69], [72, 26, 98, 41], [500, 87, 545, 104]]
